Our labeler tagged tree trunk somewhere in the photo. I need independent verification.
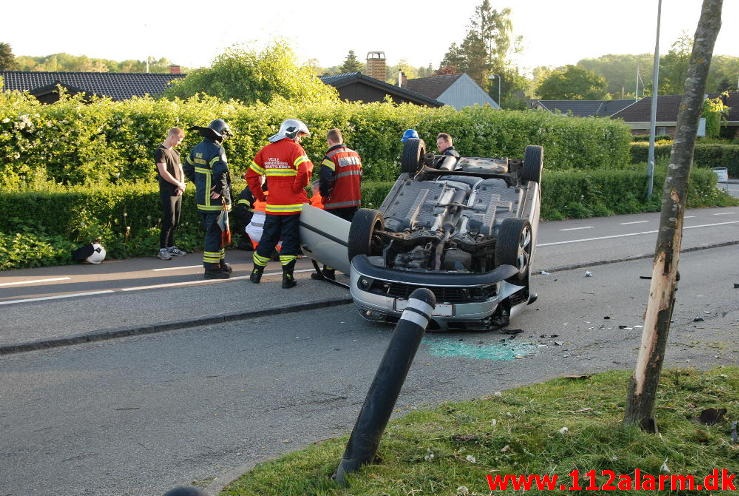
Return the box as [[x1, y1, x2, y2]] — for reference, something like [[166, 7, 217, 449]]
[[624, 0, 722, 432]]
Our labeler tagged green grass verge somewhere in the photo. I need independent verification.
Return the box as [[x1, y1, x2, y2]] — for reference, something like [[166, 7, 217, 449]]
[[221, 367, 737, 495]]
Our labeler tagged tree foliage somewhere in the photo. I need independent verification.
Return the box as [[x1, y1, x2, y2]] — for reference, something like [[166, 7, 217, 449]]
[[11, 52, 178, 73], [339, 50, 363, 73], [659, 33, 693, 94], [536, 65, 609, 100], [0, 42, 18, 70], [162, 42, 338, 105], [440, 1, 514, 85], [439, 1, 525, 106]]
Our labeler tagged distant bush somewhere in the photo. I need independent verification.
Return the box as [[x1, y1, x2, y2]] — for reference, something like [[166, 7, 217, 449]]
[[630, 141, 739, 177]]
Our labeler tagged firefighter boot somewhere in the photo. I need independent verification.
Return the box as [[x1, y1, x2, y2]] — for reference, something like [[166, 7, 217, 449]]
[[282, 261, 297, 289], [249, 265, 265, 284]]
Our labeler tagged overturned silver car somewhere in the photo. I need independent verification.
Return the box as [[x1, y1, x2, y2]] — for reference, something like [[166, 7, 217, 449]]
[[300, 139, 543, 331]]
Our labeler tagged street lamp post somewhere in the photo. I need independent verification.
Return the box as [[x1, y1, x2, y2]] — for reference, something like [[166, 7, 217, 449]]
[[489, 74, 502, 109]]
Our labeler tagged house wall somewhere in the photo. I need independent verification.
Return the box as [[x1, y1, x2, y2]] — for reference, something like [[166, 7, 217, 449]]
[[436, 74, 497, 110]]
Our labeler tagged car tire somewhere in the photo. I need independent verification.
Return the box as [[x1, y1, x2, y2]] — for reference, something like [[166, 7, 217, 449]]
[[400, 138, 426, 175], [495, 218, 532, 284], [521, 145, 543, 183], [348, 208, 384, 260]]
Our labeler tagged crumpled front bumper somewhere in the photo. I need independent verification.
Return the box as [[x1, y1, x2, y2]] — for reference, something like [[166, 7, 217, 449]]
[[349, 255, 524, 330]]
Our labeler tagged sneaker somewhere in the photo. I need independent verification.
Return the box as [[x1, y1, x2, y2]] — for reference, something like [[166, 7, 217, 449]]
[[168, 246, 187, 256], [158, 248, 172, 260]]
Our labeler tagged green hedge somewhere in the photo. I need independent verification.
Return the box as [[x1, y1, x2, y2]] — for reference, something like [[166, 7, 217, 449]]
[[1, 167, 734, 271], [1, 91, 632, 189], [630, 141, 739, 177], [2, 91, 736, 271]]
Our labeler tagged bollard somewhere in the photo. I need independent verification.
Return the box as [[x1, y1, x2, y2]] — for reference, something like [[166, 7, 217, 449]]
[[333, 288, 436, 486]]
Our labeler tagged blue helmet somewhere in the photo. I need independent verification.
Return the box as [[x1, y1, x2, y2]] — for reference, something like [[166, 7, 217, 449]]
[[401, 129, 419, 142]]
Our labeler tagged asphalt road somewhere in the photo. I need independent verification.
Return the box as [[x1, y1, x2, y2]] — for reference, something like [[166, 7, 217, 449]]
[[0, 208, 737, 496]]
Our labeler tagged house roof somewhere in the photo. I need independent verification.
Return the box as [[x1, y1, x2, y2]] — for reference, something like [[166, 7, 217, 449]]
[[535, 99, 635, 117], [403, 74, 463, 99], [0, 71, 185, 100], [320, 72, 443, 107], [611, 92, 739, 123], [610, 95, 684, 122]]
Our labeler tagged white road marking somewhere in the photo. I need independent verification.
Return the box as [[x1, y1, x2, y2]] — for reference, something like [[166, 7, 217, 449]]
[[152, 265, 201, 272], [0, 290, 114, 305], [0, 277, 70, 287], [560, 226, 593, 231], [620, 220, 649, 225], [538, 220, 739, 247], [0, 268, 320, 304], [713, 211, 735, 216]]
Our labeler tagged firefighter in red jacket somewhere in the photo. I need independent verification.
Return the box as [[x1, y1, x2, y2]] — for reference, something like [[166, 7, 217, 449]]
[[245, 119, 313, 288], [312, 127, 363, 280]]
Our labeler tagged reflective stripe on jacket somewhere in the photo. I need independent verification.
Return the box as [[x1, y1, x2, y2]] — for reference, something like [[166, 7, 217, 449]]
[[183, 138, 232, 212], [319, 144, 362, 210], [245, 138, 313, 215]]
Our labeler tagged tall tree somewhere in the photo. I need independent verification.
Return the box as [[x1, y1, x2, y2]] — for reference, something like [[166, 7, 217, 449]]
[[624, 0, 722, 433], [535, 65, 608, 100], [660, 33, 693, 94], [0, 42, 18, 70], [439, 0, 515, 88], [163, 41, 338, 105], [339, 50, 363, 73]]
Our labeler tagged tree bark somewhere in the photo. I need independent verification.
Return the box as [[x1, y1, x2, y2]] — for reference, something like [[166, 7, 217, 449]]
[[624, 0, 722, 432]]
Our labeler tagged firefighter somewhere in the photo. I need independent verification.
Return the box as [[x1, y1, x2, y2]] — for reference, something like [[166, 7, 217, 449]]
[[245, 119, 313, 288], [312, 128, 362, 280], [232, 186, 256, 250], [183, 118, 233, 279]]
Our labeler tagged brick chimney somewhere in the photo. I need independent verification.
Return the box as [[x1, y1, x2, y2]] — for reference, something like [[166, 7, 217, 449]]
[[365, 51, 386, 81], [169, 65, 182, 74]]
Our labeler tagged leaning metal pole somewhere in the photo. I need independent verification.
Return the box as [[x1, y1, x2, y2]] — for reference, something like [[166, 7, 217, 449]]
[[647, 0, 662, 197], [333, 288, 436, 486]]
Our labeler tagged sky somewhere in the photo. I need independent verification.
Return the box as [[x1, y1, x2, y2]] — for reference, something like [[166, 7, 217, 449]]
[[4, 0, 737, 74]]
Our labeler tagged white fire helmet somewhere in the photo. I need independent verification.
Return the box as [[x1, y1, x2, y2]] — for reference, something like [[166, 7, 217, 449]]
[[268, 119, 310, 143], [86, 243, 106, 264]]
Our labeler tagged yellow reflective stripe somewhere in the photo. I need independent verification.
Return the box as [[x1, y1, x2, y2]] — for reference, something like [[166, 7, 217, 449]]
[[203, 251, 221, 263], [279, 255, 297, 265], [335, 169, 362, 179], [294, 155, 310, 167], [265, 169, 297, 177], [321, 158, 335, 171], [249, 161, 266, 175], [194, 166, 212, 175], [209, 156, 221, 166], [198, 205, 222, 211], [266, 203, 303, 213], [253, 253, 271, 266]]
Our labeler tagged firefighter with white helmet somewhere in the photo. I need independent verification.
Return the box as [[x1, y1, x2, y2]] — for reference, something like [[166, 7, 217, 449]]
[[245, 118, 313, 288]]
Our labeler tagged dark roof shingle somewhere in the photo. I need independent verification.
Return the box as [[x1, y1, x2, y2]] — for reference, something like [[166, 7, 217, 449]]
[[0, 71, 185, 100], [403, 74, 462, 99]]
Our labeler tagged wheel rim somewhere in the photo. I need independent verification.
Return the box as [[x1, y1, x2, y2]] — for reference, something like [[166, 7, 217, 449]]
[[516, 226, 532, 275]]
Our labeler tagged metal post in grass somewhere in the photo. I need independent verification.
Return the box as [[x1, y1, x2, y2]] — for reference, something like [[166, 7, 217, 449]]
[[333, 288, 436, 486]]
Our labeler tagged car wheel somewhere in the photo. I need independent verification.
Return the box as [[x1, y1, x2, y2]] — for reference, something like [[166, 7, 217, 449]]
[[348, 208, 384, 260], [495, 218, 532, 284], [521, 145, 543, 183], [400, 138, 426, 175]]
